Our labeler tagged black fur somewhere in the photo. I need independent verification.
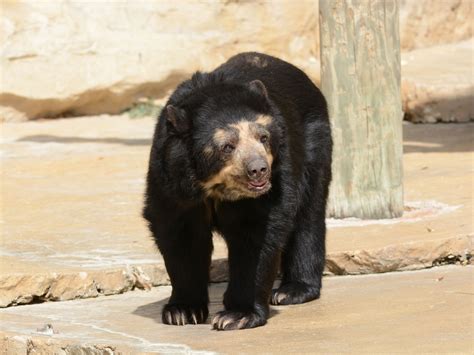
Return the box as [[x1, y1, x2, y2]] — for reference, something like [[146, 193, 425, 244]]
[[143, 52, 332, 330]]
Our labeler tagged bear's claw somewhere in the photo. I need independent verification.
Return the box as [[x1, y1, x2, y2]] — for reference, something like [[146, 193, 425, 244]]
[[212, 310, 266, 331], [162, 304, 208, 326], [271, 282, 320, 305]]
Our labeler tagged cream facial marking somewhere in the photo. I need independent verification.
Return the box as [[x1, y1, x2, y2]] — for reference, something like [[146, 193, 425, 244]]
[[230, 120, 273, 167], [200, 163, 246, 200], [255, 114, 273, 127], [201, 120, 273, 200], [213, 128, 229, 146], [203, 145, 213, 158]]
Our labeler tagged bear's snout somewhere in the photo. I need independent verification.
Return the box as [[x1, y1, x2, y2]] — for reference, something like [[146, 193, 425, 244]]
[[245, 157, 269, 181]]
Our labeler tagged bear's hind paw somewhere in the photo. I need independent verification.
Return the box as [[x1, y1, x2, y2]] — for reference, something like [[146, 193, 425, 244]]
[[271, 282, 320, 305], [212, 310, 266, 331]]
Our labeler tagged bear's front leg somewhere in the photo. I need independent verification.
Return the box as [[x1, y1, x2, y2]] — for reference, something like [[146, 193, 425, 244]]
[[212, 235, 280, 331], [151, 205, 213, 326], [160, 229, 212, 325], [160, 232, 212, 325]]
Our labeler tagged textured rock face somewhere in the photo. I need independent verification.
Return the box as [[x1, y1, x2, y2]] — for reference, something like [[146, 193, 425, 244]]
[[325, 235, 473, 275], [0, 267, 164, 308], [402, 40, 474, 123], [1, 0, 471, 121], [399, 0, 473, 51], [0, 1, 320, 121]]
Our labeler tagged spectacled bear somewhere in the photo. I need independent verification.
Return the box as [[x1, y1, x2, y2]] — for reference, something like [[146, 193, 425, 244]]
[[143, 52, 332, 331]]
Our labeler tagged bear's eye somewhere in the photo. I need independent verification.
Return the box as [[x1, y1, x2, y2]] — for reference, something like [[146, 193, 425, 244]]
[[223, 144, 235, 154], [260, 135, 269, 144]]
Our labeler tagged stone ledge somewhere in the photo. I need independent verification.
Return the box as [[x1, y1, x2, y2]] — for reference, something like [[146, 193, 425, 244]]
[[1, 234, 471, 308], [0, 331, 209, 355], [0, 332, 125, 355], [325, 234, 472, 275], [0, 265, 168, 308]]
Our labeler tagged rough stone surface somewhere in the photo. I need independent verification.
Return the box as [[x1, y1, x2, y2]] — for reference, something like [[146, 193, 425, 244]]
[[0, 266, 472, 353], [0, 274, 53, 308], [0, 1, 320, 122], [399, 0, 473, 51], [1, 0, 472, 121], [402, 40, 474, 123], [0, 264, 224, 308], [1, 117, 473, 308], [326, 235, 472, 275]]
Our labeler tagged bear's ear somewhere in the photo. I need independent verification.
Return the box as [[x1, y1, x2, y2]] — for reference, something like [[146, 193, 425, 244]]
[[166, 105, 190, 134], [248, 80, 269, 100]]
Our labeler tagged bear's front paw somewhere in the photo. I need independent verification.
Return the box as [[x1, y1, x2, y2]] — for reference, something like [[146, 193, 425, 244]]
[[162, 303, 208, 325], [271, 282, 320, 305], [211, 310, 266, 331]]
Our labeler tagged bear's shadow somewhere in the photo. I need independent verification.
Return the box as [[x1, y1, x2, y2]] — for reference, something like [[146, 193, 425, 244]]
[[133, 283, 279, 325]]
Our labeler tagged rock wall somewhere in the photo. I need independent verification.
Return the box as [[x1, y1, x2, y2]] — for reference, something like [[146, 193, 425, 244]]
[[399, 0, 473, 51], [401, 39, 473, 123], [0, 0, 472, 121], [0, 1, 320, 121]]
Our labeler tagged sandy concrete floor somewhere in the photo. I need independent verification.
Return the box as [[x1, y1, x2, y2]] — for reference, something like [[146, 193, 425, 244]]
[[0, 116, 472, 303], [0, 266, 472, 353]]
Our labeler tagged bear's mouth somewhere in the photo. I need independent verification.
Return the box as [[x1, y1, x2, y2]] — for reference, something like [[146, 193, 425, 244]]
[[247, 179, 271, 193], [204, 176, 271, 200]]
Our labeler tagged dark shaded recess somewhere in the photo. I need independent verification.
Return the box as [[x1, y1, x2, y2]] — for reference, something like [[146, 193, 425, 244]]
[[403, 122, 473, 153], [17, 135, 152, 146]]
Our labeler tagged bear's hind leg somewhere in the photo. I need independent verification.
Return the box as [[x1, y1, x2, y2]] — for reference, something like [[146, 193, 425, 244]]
[[271, 206, 326, 306], [212, 232, 280, 330]]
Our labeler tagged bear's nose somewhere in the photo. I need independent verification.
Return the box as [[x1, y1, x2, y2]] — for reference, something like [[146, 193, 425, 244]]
[[246, 158, 269, 180]]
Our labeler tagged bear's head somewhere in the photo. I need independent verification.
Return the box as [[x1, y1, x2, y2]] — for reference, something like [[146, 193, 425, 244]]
[[165, 79, 282, 201]]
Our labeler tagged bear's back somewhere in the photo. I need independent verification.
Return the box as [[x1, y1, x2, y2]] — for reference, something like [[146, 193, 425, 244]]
[[214, 52, 328, 123]]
